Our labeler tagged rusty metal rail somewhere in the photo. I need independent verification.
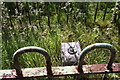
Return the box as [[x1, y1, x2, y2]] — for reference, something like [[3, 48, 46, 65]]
[[0, 63, 120, 79], [0, 43, 120, 79], [78, 43, 116, 73], [13, 46, 53, 77]]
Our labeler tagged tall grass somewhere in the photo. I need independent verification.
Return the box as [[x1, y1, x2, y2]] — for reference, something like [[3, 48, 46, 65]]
[[2, 22, 120, 78], [2, 2, 120, 79]]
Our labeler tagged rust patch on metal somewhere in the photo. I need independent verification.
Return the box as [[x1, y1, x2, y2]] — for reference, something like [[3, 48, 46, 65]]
[[0, 63, 120, 79]]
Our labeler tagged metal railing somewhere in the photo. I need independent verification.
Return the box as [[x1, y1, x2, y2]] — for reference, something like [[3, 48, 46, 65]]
[[0, 43, 120, 79]]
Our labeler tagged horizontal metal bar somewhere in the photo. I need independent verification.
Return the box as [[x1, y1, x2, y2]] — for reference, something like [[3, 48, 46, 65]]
[[0, 63, 120, 79]]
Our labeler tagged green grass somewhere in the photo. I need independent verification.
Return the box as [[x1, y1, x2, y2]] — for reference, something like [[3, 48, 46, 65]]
[[2, 3, 120, 79], [2, 22, 120, 79]]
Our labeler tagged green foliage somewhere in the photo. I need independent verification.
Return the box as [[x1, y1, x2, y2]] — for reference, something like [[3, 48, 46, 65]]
[[1, 2, 120, 79]]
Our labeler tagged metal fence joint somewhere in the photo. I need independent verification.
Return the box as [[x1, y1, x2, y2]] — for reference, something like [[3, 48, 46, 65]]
[[78, 43, 116, 73], [13, 46, 53, 77]]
